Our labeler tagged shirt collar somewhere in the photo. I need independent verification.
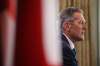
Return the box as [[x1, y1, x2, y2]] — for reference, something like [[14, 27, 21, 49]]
[[63, 33, 75, 49]]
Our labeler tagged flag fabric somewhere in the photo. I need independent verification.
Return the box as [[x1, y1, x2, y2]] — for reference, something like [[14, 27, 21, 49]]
[[3, 0, 16, 66], [3, 0, 62, 66]]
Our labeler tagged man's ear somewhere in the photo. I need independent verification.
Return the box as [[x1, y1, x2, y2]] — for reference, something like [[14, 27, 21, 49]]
[[63, 22, 71, 31]]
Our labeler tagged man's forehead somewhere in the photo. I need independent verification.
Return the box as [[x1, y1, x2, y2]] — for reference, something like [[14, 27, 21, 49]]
[[73, 12, 86, 22]]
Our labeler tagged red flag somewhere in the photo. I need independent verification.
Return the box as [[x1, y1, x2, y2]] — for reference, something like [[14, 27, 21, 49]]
[[3, 0, 16, 66], [3, 0, 62, 66], [14, 0, 47, 66], [14, 0, 62, 66]]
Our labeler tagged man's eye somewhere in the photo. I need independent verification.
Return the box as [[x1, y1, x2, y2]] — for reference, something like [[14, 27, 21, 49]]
[[78, 21, 83, 24], [79, 21, 86, 25]]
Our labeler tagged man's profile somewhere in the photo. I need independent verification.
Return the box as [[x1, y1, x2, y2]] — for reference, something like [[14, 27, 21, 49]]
[[60, 7, 86, 66]]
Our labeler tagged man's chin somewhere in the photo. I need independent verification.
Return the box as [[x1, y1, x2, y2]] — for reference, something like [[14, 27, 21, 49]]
[[74, 35, 84, 41], [77, 36, 84, 41]]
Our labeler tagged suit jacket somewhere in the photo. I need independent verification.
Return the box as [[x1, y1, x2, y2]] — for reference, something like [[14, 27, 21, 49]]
[[61, 34, 78, 66]]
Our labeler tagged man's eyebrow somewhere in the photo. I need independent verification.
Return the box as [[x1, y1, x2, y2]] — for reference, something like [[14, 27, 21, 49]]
[[73, 17, 82, 20]]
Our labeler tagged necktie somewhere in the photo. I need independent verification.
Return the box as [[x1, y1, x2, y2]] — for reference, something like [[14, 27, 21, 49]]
[[72, 48, 76, 56], [72, 48, 78, 66]]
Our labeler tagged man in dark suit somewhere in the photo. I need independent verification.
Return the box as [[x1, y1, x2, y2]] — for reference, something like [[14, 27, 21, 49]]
[[60, 7, 86, 66]]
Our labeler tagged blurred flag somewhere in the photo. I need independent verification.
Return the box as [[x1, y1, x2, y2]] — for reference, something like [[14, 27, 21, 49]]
[[42, 0, 62, 66], [3, 0, 16, 66], [3, 0, 62, 66]]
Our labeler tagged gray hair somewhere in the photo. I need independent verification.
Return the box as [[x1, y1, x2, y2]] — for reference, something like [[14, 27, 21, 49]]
[[60, 7, 83, 32]]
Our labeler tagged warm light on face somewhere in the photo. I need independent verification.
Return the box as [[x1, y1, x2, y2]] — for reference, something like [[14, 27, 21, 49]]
[[69, 12, 86, 41]]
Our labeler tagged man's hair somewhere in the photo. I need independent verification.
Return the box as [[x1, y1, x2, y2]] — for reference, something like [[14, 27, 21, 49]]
[[60, 7, 83, 31]]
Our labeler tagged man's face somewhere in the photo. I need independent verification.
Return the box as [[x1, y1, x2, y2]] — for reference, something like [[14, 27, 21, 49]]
[[69, 12, 86, 41]]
